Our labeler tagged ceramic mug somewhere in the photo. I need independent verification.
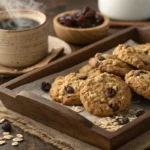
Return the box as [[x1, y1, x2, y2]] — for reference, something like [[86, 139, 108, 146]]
[[0, 9, 48, 68], [98, 0, 150, 21]]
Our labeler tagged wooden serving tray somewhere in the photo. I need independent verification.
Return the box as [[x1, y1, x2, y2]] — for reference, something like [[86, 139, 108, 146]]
[[0, 26, 150, 150], [110, 20, 150, 27]]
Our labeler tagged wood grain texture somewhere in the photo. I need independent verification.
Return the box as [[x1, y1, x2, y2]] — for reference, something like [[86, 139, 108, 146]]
[[2, 26, 136, 89], [110, 20, 150, 27], [1, 26, 150, 150]]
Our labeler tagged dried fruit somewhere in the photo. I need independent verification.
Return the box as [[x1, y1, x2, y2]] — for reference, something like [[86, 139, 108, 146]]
[[98, 55, 105, 61], [2, 122, 12, 132], [135, 70, 147, 77], [116, 117, 129, 125], [135, 110, 145, 117], [144, 50, 148, 55], [41, 82, 51, 92], [143, 61, 149, 65], [105, 88, 116, 98], [109, 103, 119, 112], [96, 61, 100, 67], [78, 76, 87, 80], [58, 6, 104, 28], [65, 86, 74, 93]]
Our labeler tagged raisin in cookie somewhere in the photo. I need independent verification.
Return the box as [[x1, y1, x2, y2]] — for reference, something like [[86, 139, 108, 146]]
[[113, 44, 150, 71], [88, 53, 132, 77], [125, 70, 150, 100], [50, 72, 88, 105], [80, 73, 132, 116], [133, 43, 150, 55]]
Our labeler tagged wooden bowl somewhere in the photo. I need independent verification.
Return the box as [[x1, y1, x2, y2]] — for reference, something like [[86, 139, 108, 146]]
[[53, 10, 110, 45], [0, 9, 49, 68]]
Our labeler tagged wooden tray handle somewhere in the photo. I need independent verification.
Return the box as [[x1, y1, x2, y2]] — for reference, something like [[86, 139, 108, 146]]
[[0, 87, 113, 150], [0, 87, 93, 128], [137, 26, 150, 32]]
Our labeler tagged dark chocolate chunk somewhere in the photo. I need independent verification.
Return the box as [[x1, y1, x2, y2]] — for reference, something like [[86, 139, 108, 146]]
[[65, 86, 74, 93], [78, 76, 87, 80], [116, 117, 129, 125], [98, 55, 105, 61], [41, 82, 51, 92], [105, 88, 116, 98], [2, 122, 12, 132], [109, 103, 119, 112], [135, 110, 145, 117]]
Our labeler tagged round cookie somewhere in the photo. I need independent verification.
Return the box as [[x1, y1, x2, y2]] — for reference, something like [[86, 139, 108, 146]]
[[50, 72, 88, 105], [79, 64, 94, 74], [113, 44, 150, 71], [133, 43, 150, 55], [88, 53, 132, 77], [80, 73, 132, 117], [125, 70, 150, 100], [79, 64, 101, 76]]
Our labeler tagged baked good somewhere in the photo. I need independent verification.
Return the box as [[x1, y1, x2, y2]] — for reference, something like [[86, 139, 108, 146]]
[[79, 64, 101, 76], [113, 44, 150, 71], [50, 72, 88, 105], [79, 64, 94, 74], [125, 70, 150, 100], [133, 43, 150, 55], [88, 53, 132, 76], [80, 73, 132, 116]]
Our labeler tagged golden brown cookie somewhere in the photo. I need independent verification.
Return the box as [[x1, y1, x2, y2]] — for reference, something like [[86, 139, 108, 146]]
[[79, 64, 101, 76], [113, 44, 150, 71], [50, 72, 88, 105], [80, 73, 132, 116], [88, 53, 132, 77], [125, 70, 150, 100], [133, 43, 150, 55]]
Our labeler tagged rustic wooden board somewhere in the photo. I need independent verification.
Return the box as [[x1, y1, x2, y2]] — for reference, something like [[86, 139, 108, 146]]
[[0, 123, 58, 150], [1, 26, 150, 150]]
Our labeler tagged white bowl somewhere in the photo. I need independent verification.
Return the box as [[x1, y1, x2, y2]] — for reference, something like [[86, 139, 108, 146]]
[[98, 0, 150, 21]]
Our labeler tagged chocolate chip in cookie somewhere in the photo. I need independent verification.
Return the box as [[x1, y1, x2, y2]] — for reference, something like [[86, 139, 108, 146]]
[[98, 55, 105, 61], [65, 86, 74, 93], [78, 76, 88, 80], [109, 103, 119, 112], [105, 88, 116, 98]]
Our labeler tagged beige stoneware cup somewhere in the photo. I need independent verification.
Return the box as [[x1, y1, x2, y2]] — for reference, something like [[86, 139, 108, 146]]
[[0, 9, 48, 68]]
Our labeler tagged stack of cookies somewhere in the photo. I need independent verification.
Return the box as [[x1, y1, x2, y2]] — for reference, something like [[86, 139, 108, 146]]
[[50, 43, 150, 117]]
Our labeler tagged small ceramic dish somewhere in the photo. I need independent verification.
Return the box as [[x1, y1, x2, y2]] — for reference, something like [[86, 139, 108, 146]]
[[53, 10, 110, 45]]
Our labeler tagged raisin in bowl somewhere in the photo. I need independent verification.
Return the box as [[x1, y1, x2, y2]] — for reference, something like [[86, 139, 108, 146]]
[[53, 9, 110, 45]]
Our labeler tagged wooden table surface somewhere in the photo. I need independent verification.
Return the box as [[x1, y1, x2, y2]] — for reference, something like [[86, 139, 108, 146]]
[[0, 0, 125, 150]]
